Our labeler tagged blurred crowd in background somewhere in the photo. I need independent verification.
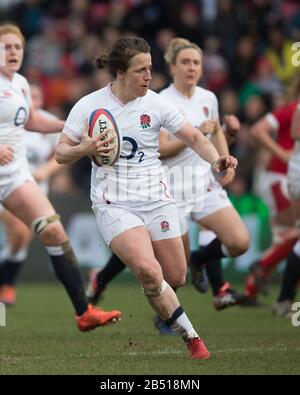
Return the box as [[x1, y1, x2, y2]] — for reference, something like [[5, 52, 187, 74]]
[[1, 0, 300, 200]]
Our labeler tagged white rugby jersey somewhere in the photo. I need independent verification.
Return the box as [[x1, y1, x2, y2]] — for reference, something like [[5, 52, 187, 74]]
[[160, 84, 219, 202], [0, 71, 32, 183], [63, 83, 186, 209]]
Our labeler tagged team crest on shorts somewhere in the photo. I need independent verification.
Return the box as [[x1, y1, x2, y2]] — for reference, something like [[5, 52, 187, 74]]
[[160, 220, 170, 232], [140, 114, 151, 129]]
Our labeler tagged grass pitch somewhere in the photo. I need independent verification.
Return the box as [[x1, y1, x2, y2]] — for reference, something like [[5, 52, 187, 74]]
[[0, 276, 299, 375]]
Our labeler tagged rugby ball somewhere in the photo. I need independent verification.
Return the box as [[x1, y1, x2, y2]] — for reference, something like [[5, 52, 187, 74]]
[[88, 108, 122, 166]]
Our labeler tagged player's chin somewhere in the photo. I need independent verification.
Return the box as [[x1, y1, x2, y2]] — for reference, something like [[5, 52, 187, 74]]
[[139, 86, 149, 96], [186, 77, 197, 85], [9, 64, 21, 72]]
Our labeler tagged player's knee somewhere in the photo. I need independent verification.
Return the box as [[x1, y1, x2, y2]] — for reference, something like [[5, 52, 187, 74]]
[[142, 279, 168, 297], [167, 270, 186, 288], [41, 223, 67, 245], [227, 233, 250, 257], [175, 273, 186, 288], [31, 214, 67, 245], [136, 263, 162, 289]]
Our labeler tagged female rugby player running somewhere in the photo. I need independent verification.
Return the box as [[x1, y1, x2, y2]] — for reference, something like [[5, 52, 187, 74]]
[[56, 36, 238, 358]]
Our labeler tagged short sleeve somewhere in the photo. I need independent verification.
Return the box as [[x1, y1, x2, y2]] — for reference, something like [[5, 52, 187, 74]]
[[158, 96, 186, 134], [63, 99, 88, 143], [265, 113, 279, 131], [210, 92, 219, 120], [22, 77, 32, 107], [270, 103, 295, 132]]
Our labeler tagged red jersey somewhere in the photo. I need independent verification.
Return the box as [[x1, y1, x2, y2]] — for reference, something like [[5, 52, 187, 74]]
[[265, 100, 297, 174]]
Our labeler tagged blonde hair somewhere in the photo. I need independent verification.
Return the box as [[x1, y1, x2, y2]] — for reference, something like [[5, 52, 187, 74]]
[[164, 38, 202, 65], [0, 24, 25, 46]]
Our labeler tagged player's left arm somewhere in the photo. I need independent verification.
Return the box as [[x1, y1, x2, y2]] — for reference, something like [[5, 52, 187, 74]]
[[25, 106, 64, 134], [175, 122, 237, 173], [210, 119, 236, 186], [210, 119, 230, 157]]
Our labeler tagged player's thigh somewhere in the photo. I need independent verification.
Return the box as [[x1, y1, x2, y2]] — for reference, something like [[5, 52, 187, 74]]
[[181, 232, 190, 262], [1, 209, 32, 246], [3, 181, 58, 228], [152, 236, 187, 287], [110, 225, 163, 285], [198, 205, 249, 247]]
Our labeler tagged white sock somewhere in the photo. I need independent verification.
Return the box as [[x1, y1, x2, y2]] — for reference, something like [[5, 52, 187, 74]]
[[9, 248, 28, 262], [221, 243, 230, 257], [46, 245, 64, 256], [167, 307, 199, 341], [199, 230, 216, 246]]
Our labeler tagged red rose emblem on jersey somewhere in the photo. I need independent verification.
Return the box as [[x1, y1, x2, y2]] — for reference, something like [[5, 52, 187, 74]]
[[160, 220, 170, 233], [140, 114, 151, 129], [203, 106, 209, 118]]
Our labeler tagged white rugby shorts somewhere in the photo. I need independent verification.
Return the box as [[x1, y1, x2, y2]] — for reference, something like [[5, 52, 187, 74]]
[[0, 167, 34, 204], [93, 202, 181, 246], [177, 175, 232, 235]]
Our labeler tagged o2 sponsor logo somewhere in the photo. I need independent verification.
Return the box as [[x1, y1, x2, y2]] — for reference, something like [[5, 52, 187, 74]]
[[120, 137, 145, 162], [14, 107, 27, 126]]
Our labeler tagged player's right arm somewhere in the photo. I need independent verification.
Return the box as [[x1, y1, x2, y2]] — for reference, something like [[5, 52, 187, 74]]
[[56, 127, 114, 165]]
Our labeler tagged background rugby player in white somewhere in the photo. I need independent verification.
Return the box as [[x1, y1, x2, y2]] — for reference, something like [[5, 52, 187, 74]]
[[159, 38, 249, 312], [56, 36, 238, 359], [0, 24, 121, 329], [0, 83, 61, 305]]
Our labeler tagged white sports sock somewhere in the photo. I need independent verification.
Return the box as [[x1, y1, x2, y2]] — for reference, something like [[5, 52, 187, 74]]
[[199, 230, 216, 246], [0, 246, 28, 262], [46, 245, 64, 256], [168, 308, 199, 340], [221, 243, 230, 257], [9, 248, 28, 262]]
